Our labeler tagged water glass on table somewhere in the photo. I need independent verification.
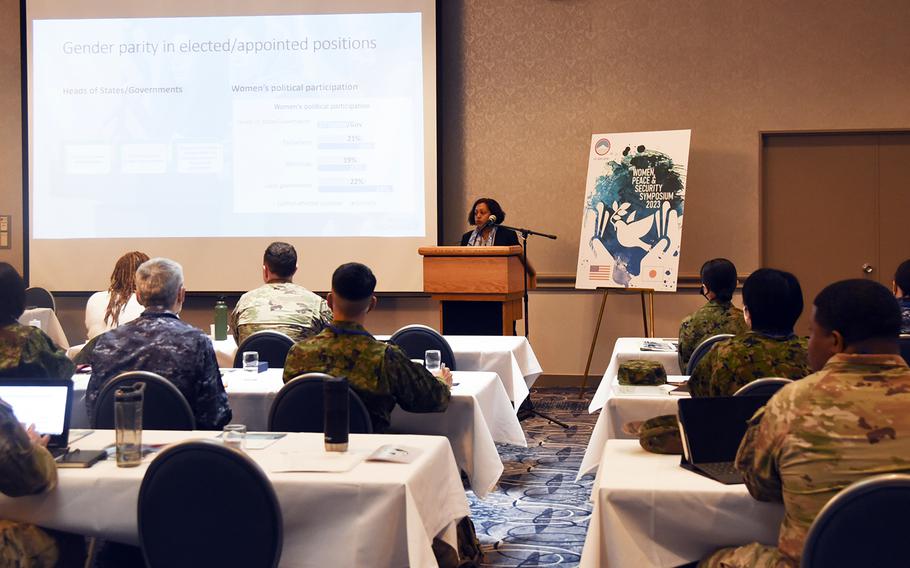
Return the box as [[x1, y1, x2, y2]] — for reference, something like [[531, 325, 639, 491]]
[[424, 350, 442, 377], [242, 351, 259, 373], [223, 424, 247, 451]]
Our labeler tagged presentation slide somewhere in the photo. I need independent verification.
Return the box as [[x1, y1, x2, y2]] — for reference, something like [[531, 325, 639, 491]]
[[33, 13, 423, 238], [25, 0, 437, 292]]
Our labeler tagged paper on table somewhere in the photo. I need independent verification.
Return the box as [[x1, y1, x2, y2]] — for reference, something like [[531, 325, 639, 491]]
[[265, 450, 366, 473], [615, 384, 676, 396], [366, 445, 421, 464]]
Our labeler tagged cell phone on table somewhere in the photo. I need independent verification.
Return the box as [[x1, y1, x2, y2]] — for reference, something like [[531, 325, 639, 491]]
[[56, 448, 107, 468]]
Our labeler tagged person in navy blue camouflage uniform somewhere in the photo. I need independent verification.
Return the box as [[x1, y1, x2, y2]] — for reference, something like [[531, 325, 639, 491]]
[[84, 258, 231, 429]]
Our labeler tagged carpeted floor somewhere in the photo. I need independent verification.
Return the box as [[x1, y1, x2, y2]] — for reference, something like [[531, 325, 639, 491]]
[[467, 387, 599, 567]]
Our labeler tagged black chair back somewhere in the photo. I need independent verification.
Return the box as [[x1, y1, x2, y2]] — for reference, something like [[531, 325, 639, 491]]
[[138, 440, 283, 568], [92, 371, 195, 430], [233, 331, 295, 369], [899, 334, 910, 366], [268, 373, 373, 434], [802, 473, 910, 567], [388, 324, 457, 371], [685, 333, 735, 375], [733, 377, 793, 398], [25, 287, 56, 312]]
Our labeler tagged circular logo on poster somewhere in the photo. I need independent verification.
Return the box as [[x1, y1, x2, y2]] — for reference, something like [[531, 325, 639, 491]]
[[594, 138, 611, 156]]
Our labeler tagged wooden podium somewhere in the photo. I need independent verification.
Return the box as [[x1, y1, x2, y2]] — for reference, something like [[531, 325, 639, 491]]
[[418, 246, 530, 335]]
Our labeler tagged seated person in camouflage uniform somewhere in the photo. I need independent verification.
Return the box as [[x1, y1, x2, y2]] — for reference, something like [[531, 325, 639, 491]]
[[678, 258, 748, 370], [637, 269, 810, 453], [0, 398, 81, 567], [688, 268, 810, 397], [701, 279, 910, 568], [892, 259, 910, 334], [283, 262, 452, 433], [0, 263, 74, 380], [230, 242, 333, 345], [84, 258, 232, 430]]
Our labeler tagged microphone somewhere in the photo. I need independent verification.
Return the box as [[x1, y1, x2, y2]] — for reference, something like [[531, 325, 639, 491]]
[[483, 214, 498, 228]]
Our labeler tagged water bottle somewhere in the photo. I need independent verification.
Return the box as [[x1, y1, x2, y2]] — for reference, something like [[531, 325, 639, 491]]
[[324, 377, 350, 452], [115, 382, 145, 467], [214, 297, 228, 341]]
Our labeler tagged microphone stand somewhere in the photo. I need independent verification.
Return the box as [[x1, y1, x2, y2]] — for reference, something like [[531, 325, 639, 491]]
[[496, 222, 568, 429]]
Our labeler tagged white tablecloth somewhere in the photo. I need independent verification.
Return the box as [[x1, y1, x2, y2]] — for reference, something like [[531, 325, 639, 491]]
[[20, 307, 69, 349], [577, 379, 687, 479], [216, 334, 543, 409], [589, 338, 681, 413], [70, 369, 525, 498], [579, 440, 784, 568], [0, 430, 469, 568]]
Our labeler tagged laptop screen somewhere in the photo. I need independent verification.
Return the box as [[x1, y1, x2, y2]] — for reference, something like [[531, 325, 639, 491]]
[[678, 395, 771, 464], [0, 380, 73, 446]]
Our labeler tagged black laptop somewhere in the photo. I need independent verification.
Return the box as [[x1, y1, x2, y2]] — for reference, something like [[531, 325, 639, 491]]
[[677, 394, 771, 484], [0, 378, 74, 459]]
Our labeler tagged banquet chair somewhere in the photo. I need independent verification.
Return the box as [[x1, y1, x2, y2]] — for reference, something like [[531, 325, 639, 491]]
[[138, 440, 283, 568], [233, 330, 295, 369], [268, 373, 373, 434], [733, 378, 793, 398], [899, 334, 910, 365], [92, 371, 196, 430], [685, 333, 735, 375], [24, 286, 56, 311], [388, 324, 457, 371], [802, 473, 910, 568]]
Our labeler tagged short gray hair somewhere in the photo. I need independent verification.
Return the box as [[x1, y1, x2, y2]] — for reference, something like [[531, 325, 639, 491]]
[[135, 258, 184, 308]]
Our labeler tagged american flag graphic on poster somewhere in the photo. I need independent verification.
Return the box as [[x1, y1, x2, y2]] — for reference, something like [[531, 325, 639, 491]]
[[575, 130, 691, 291]]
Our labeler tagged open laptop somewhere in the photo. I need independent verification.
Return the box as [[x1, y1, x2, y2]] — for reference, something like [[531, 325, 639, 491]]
[[0, 378, 73, 459], [677, 394, 772, 484]]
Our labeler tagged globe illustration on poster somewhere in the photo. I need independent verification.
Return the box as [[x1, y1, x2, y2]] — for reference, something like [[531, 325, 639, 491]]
[[575, 130, 691, 291]]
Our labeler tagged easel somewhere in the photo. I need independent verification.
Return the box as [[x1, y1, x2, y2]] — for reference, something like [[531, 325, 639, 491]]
[[579, 288, 655, 398]]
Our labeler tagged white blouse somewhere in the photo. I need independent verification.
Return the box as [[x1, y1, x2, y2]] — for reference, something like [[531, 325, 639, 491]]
[[85, 291, 144, 340]]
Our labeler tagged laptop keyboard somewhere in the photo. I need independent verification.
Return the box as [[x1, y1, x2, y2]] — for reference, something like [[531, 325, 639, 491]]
[[697, 461, 740, 479]]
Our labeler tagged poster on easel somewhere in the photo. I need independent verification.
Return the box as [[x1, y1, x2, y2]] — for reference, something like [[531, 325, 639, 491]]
[[575, 129, 691, 291]]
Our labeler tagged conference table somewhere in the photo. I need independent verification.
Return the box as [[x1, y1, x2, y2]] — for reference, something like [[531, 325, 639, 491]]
[[579, 440, 784, 568], [19, 307, 70, 349], [70, 369, 526, 498], [588, 337, 681, 413], [214, 334, 543, 409], [0, 430, 470, 568], [577, 378, 687, 479]]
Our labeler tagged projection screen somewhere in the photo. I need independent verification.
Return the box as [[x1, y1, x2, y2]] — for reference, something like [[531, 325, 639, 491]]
[[23, 0, 437, 292]]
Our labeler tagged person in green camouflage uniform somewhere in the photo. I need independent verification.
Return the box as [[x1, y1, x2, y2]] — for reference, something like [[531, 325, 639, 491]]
[[0, 263, 74, 380], [283, 262, 451, 433], [0, 398, 61, 567], [678, 259, 748, 370], [638, 269, 810, 454], [700, 279, 910, 568], [231, 242, 333, 344]]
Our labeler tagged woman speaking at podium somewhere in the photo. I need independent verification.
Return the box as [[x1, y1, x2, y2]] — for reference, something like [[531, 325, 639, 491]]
[[460, 197, 520, 247]]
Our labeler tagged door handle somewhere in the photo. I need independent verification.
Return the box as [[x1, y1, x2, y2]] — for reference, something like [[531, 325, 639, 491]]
[[862, 264, 874, 274]]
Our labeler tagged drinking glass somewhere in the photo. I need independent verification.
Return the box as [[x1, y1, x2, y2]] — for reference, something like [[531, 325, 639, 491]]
[[223, 424, 247, 451], [242, 351, 259, 373], [424, 350, 442, 377]]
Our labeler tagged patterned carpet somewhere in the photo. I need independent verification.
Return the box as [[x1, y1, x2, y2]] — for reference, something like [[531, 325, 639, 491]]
[[467, 387, 599, 567]]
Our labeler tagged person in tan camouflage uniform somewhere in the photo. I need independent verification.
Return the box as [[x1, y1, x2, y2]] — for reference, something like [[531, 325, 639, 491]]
[[0, 398, 61, 567], [0, 263, 74, 380], [688, 269, 810, 398], [678, 258, 748, 370], [637, 269, 810, 453], [230, 242, 333, 344], [283, 262, 451, 434], [700, 279, 910, 568]]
